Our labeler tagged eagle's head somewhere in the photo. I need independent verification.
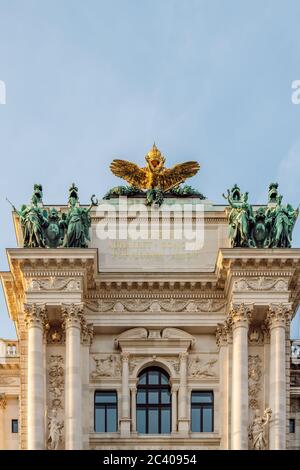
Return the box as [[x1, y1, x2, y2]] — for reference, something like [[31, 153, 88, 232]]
[[145, 143, 165, 173]]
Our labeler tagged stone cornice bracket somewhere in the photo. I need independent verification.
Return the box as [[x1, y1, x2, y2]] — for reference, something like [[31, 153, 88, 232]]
[[24, 303, 47, 329], [216, 320, 232, 347], [61, 303, 84, 329], [266, 303, 293, 329], [0, 393, 7, 410], [81, 319, 94, 346], [228, 303, 253, 328]]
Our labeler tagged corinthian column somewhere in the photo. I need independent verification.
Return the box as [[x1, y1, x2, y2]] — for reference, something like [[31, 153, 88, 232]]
[[24, 303, 46, 450], [267, 304, 291, 450], [230, 303, 252, 450], [120, 353, 131, 437], [178, 352, 189, 435], [62, 303, 84, 450]]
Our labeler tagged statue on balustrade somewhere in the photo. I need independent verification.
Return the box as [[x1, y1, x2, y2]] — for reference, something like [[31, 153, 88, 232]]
[[223, 184, 254, 248], [63, 183, 98, 248], [225, 182, 298, 249], [13, 184, 49, 248]]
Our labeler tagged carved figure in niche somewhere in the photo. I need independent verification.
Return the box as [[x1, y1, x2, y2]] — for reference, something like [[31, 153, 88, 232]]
[[248, 408, 272, 450], [47, 409, 64, 450]]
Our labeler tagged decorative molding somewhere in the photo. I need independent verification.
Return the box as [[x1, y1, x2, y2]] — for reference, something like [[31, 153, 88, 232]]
[[234, 277, 288, 292], [0, 393, 7, 409], [86, 299, 226, 313], [188, 357, 218, 378], [90, 354, 121, 379], [248, 355, 262, 409]]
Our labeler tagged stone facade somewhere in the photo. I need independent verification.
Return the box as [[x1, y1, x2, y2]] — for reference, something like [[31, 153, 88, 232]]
[[0, 198, 300, 449]]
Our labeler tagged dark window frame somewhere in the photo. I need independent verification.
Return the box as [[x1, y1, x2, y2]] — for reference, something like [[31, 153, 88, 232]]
[[136, 367, 171, 434], [191, 391, 214, 432], [94, 390, 118, 433], [11, 419, 18, 433], [289, 418, 296, 433]]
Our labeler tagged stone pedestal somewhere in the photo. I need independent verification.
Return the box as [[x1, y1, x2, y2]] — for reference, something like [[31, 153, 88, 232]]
[[25, 304, 46, 450]]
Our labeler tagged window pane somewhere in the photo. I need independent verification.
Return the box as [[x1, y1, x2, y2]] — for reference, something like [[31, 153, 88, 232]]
[[161, 408, 171, 433], [139, 373, 146, 385], [161, 373, 169, 385], [192, 392, 213, 404], [137, 390, 146, 404], [137, 409, 146, 434], [11, 420, 18, 433], [148, 408, 159, 433], [203, 408, 213, 432], [148, 371, 159, 384], [289, 419, 296, 433], [107, 407, 117, 432], [191, 408, 201, 432], [148, 391, 159, 404], [95, 407, 106, 432], [95, 392, 117, 404], [161, 389, 171, 404]]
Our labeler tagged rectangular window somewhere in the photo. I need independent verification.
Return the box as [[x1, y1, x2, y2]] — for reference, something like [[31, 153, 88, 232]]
[[289, 418, 296, 433], [94, 391, 117, 433], [11, 419, 18, 433], [191, 391, 213, 432]]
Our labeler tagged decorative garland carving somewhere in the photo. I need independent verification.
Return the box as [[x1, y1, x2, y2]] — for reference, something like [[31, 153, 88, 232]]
[[234, 277, 288, 292], [248, 355, 262, 409], [28, 277, 81, 292]]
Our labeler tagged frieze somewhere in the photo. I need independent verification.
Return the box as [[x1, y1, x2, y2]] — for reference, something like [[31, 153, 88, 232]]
[[234, 277, 288, 292], [188, 357, 218, 378], [27, 277, 81, 292]]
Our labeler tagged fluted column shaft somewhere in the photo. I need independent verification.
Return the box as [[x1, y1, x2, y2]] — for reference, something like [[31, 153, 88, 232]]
[[268, 304, 290, 450], [230, 304, 252, 450], [25, 304, 46, 450], [120, 353, 131, 437], [178, 352, 189, 434], [63, 304, 83, 450]]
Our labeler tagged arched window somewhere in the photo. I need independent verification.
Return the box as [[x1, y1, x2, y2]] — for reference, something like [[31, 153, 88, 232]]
[[136, 367, 171, 434]]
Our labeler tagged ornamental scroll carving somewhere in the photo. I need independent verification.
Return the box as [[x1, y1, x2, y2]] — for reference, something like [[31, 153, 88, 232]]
[[248, 355, 262, 409], [47, 355, 64, 450], [87, 299, 226, 314], [188, 357, 218, 378], [128, 356, 180, 376], [91, 355, 121, 379], [234, 277, 288, 292]]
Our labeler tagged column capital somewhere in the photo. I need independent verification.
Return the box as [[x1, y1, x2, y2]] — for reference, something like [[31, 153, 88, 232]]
[[0, 393, 7, 410], [24, 303, 47, 329], [266, 303, 292, 329], [62, 303, 84, 329], [121, 352, 130, 362], [179, 352, 189, 362], [229, 303, 253, 328]]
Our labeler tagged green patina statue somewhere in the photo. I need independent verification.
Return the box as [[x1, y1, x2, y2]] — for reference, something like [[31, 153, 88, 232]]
[[14, 184, 49, 248], [224, 183, 298, 248], [63, 184, 98, 248], [11, 184, 98, 249]]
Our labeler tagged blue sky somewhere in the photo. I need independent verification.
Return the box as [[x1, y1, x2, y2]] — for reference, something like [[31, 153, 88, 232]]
[[0, 0, 299, 338]]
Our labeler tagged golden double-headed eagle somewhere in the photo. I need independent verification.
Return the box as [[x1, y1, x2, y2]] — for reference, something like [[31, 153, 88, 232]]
[[110, 144, 200, 192]]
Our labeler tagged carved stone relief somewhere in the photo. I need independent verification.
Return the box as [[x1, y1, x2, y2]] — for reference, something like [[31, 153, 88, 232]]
[[248, 355, 262, 409], [91, 354, 121, 379], [47, 354, 64, 450], [28, 277, 81, 292], [188, 357, 218, 378], [234, 277, 288, 292]]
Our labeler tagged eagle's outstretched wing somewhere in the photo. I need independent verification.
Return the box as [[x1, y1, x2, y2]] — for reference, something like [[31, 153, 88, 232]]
[[110, 160, 148, 190], [159, 161, 200, 192]]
